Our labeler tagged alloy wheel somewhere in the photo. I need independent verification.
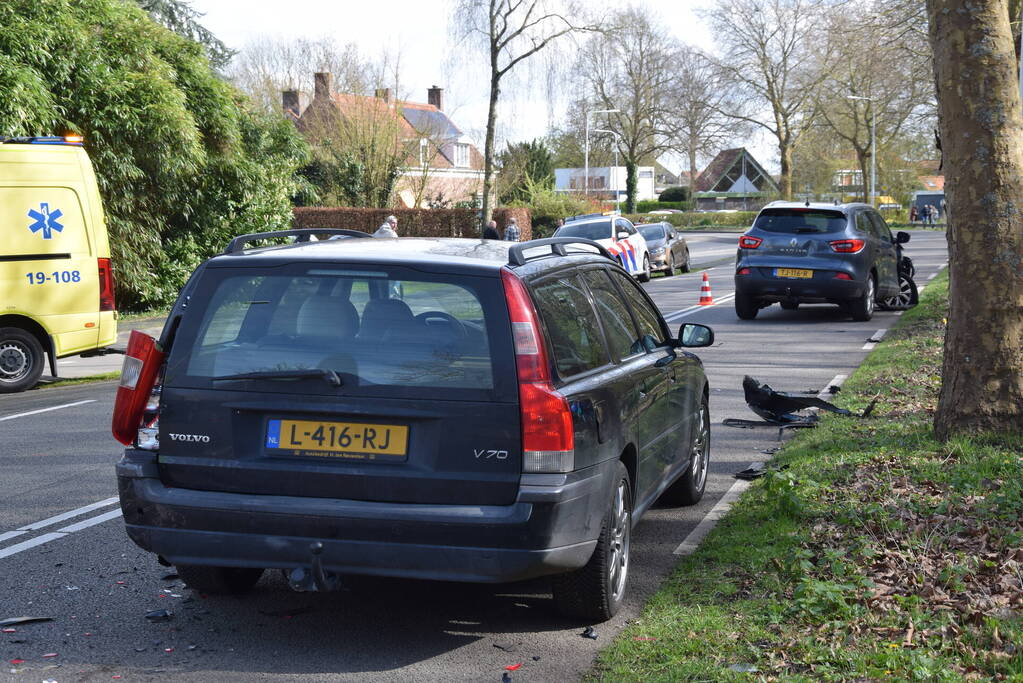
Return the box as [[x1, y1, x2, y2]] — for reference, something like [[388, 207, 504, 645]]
[[691, 402, 709, 491], [608, 479, 631, 602]]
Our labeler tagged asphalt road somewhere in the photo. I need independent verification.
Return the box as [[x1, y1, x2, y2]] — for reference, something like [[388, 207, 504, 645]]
[[0, 230, 948, 682]]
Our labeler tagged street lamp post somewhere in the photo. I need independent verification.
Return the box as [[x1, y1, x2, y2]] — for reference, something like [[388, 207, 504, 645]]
[[584, 109, 619, 195], [846, 95, 875, 205], [594, 129, 621, 211]]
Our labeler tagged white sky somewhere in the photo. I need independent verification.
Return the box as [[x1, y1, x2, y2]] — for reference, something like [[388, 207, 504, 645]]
[[188, 0, 775, 174]]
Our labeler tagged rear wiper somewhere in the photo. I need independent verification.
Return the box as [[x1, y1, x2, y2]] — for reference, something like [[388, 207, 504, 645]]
[[212, 368, 341, 387]]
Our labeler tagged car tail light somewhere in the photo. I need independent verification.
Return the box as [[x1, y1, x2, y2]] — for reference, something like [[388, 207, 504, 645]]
[[736, 267, 752, 276], [834, 272, 853, 280], [112, 331, 164, 446], [501, 268, 574, 473], [739, 235, 762, 249], [98, 258, 116, 312], [829, 239, 865, 253]]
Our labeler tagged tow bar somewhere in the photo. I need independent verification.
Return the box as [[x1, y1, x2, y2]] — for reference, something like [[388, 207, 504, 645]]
[[288, 542, 341, 592]]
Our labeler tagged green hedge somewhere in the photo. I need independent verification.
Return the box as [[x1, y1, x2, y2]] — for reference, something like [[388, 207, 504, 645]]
[[625, 211, 757, 230], [634, 200, 694, 213]]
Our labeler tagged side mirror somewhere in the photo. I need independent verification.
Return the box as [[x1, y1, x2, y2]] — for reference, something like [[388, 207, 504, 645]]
[[616, 230, 630, 240], [678, 323, 714, 348], [896, 231, 910, 244]]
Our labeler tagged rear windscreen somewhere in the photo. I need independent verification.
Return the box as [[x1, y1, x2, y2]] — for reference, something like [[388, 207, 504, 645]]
[[753, 209, 846, 234], [638, 225, 666, 240], [167, 264, 511, 398], [555, 221, 611, 241]]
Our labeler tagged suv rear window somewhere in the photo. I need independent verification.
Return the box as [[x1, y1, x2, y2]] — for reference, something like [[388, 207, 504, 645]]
[[166, 265, 510, 398], [555, 221, 612, 241], [753, 208, 846, 234]]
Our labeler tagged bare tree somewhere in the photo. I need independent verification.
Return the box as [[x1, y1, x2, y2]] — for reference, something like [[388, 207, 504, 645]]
[[228, 37, 373, 113], [704, 0, 836, 199], [926, 0, 1023, 438], [578, 6, 677, 212], [452, 0, 597, 230], [671, 46, 741, 193], [812, 1, 933, 203]]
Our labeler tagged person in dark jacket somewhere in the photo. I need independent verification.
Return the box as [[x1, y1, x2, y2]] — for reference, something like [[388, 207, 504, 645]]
[[482, 220, 500, 240]]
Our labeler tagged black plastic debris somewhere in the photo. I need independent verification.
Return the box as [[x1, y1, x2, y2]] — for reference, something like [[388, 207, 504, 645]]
[[735, 465, 767, 481], [827, 385, 842, 394], [532, 656, 541, 661], [0, 617, 53, 627], [160, 572, 179, 581], [581, 626, 598, 640], [743, 376, 851, 423], [501, 673, 512, 683], [144, 609, 173, 623], [493, 641, 521, 653]]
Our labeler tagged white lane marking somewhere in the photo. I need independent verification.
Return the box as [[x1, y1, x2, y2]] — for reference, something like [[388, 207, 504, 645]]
[[674, 462, 762, 555], [818, 374, 848, 400], [927, 272, 938, 281], [663, 293, 737, 322], [0, 509, 123, 561], [862, 328, 888, 351], [0, 497, 119, 545], [57, 508, 122, 533], [0, 532, 66, 560], [0, 400, 96, 422]]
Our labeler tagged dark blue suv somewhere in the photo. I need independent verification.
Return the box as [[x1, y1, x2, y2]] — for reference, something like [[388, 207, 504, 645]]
[[113, 230, 714, 621], [734, 202, 908, 321]]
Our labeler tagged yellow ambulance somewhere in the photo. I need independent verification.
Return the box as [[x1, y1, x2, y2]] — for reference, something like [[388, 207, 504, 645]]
[[0, 136, 117, 392]]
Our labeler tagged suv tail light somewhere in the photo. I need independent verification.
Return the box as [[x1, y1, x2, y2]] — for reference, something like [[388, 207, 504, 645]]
[[501, 268, 574, 473], [112, 331, 164, 446], [739, 235, 762, 249], [98, 258, 116, 312], [829, 239, 865, 253]]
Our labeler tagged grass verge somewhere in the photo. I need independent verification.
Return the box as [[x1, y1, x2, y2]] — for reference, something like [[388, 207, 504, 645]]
[[36, 371, 120, 389], [590, 270, 1023, 681]]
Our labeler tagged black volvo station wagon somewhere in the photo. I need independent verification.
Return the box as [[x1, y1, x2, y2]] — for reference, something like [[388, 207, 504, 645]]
[[113, 230, 714, 621]]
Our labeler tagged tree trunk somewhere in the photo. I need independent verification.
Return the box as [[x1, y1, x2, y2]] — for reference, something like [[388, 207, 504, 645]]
[[480, 72, 499, 235], [688, 142, 698, 208], [927, 0, 1023, 439], [856, 148, 870, 204], [625, 161, 637, 213], [778, 142, 793, 200]]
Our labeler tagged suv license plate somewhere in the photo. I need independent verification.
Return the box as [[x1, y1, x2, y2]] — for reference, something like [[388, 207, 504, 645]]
[[265, 419, 409, 462], [775, 268, 813, 279]]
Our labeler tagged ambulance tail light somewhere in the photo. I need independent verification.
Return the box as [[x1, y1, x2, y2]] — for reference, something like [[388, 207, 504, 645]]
[[112, 331, 164, 446], [98, 258, 116, 312]]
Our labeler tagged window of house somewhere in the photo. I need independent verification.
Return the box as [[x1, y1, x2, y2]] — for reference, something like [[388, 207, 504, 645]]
[[454, 143, 470, 167]]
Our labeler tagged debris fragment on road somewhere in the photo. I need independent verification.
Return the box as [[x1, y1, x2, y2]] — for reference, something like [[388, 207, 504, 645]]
[[581, 626, 598, 640], [504, 662, 523, 671], [0, 616, 53, 627], [144, 609, 172, 623]]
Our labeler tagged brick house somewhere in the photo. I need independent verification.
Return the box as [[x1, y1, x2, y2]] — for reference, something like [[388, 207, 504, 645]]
[[283, 73, 486, 207]]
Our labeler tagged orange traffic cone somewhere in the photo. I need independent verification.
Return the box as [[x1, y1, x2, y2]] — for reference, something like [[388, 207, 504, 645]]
[[698, 272, 714, 305]]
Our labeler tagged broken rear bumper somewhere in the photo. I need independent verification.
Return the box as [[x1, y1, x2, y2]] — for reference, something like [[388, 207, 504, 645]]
[[116, 450, 610, 583]]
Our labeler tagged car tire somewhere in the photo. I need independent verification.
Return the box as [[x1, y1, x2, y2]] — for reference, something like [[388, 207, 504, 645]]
[[658, 396, 710, 506], [849, 273, 876, 321], [680, 248, 691, 273], [879, 273, 918, 310], [663, 254, 675, 277], [735, 292, 759, 320], [552, 462, 631, 622], [637, 255, 651, 283], [0, 327, 45, 394], [176, 565, 264, 595], [780, 301, 799, 310]]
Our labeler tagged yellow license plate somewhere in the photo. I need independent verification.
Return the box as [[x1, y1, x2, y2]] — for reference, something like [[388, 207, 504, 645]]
[[776, 268, 813, 279], [266, 419, 409, 462]]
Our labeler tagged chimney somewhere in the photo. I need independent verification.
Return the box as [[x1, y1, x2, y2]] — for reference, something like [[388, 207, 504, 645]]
[[313, 72, 333, 99], [282, 90, 300, 116], [428, 85, 443, 111], [374, 87, 393, 104]]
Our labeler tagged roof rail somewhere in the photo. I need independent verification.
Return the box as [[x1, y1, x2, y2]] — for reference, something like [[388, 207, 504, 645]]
[[507, 237, 613, 267], [0, 135, 85, 146], [564, 210, 619, 223], [223, 228, 370, 254]]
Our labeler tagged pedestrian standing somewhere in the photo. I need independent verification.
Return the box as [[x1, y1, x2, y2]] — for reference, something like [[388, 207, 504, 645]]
[[374, 215, 398, 238], [925, 205, 936, 227], [503, 217, 520, 242], [482, 220, 500, 240], [909, 205, 917, 223], [940, 198, 947, 221]]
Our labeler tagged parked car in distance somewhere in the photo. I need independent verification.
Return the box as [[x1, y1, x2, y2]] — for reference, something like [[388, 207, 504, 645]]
[[636, 221, 690, 276], [113, 231, 714, 622], [734, 201, 904, 321], [647, 209, 685, 214], [553, 213, 651, 281]]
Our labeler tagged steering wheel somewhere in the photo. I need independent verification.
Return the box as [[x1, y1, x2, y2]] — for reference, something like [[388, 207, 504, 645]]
[[414, 311, 468, 339]]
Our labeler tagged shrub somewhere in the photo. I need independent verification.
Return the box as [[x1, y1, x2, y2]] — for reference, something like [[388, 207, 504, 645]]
[[658, 186, 690, 202], [635, 200, 695, 213]]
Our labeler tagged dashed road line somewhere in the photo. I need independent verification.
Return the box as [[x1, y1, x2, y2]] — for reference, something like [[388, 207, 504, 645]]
[[0, 497, 119, 545], [663, 293, 737, 322], [818, 374, 848, 400], [674, 463, 762, 556], [862, 329, 888, 351], [0, 399, 96, 422]]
